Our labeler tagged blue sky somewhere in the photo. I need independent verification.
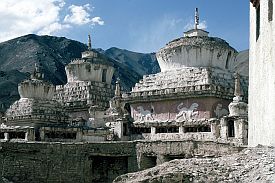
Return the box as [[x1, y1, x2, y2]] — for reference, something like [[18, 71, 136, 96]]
[[88, 0, 249, 53], [0, 0, 249, 53]]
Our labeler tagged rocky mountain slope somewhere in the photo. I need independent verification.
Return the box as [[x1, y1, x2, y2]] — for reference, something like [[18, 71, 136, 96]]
[[103, 47, 160, 76], [0, 34, 160, 111], [114, 146, 275, 183], [235, 49, 249, 77]]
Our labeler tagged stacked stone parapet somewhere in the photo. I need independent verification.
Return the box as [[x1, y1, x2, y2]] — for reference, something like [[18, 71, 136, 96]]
[[132, 118, 214, 127], [54, 81, 114, 109], [40, 125, 112, 142], [5, 98, 67, 121], [131, 132, 216, 142], [128, 67, 248, 102], [5, 115, 68, 123], [70, 58, 85, 64]]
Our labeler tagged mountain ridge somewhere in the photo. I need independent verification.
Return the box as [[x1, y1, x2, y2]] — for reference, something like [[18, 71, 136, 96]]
[[0, 34, 160, 111]]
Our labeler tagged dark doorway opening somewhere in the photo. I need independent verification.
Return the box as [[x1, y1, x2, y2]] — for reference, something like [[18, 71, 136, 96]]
[[102, 69, 107, 82], [228, 120, 235, 137], [90, 156, 128, 183]]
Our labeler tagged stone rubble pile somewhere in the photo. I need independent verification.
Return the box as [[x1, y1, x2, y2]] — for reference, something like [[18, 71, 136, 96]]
[[114, 146, 275, 183]]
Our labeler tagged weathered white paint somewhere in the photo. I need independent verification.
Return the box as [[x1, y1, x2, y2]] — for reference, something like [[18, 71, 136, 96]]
[[18, 80, 55, 100], [66, 60, 114, 84], [66, 49, 114, 84], [106, 120, 124, 139], [184, 29, 209, 37], [156, 31, 238, 72], [249, 1, 275, 146], [228, 97, 248, 117], [81, 50, 98, 59]]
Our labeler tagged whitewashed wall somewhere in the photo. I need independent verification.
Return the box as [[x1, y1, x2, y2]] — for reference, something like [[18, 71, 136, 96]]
[[249, 0, 275, 146]]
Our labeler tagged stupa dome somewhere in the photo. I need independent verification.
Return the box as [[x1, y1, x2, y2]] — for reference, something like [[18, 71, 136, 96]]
[[65, 35, 114, 84], [157, 29, 237, 72], [18, 64, 55, 100], [156, 8, 238, 72]]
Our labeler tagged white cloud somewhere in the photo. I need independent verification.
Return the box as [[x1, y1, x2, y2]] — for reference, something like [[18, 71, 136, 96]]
[[91, 17, 104, 26], [64, 4, 104, 26], [0, 0, 65, 42], [0, 0, 104, 42], [64, 4, 91, 25]]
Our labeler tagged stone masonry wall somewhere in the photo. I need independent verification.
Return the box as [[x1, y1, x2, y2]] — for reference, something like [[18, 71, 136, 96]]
[[136, 140, 244, 170], [54, 81, 113, 109], [128, 67, 248, 103], [0, 141, 244, 182], [0, 142, 137, 183]]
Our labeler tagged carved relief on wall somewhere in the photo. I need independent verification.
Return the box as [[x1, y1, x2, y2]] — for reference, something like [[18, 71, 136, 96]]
[[134, 104, 155, 122], [213, 103, 229, 118], [131, 99, 209, 122], [175, 103, 199, 121]]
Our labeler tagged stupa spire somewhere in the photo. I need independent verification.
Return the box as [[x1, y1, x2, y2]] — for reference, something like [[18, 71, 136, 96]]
[[234, 72, 242, 97], [115, 78, 121, 97], [195, 8, 199, 29], [88, 34, 92, 51], [31, 63, 44, 80]]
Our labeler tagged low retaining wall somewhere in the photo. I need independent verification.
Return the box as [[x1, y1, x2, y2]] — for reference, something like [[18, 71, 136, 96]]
[[0, 140, 244, 182], [0, 142, 137, 183]]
